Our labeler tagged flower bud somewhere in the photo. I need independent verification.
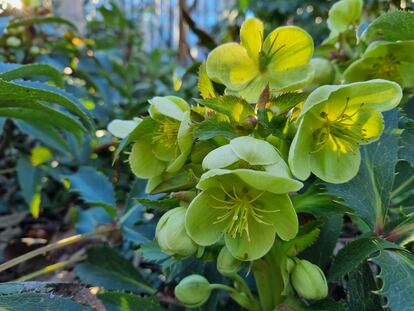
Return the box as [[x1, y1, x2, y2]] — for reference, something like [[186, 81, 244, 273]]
[[310, 57, 335, 87], [6, 36, 21, 48], [175, 274, 211, 307], [217, 246, 242, 276], [29, 46, 40, 55], [155, 207, 198, 257], [291, 259, 328, 300]]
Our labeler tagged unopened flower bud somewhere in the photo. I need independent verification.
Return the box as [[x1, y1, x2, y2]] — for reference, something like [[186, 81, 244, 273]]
[[156, 207, 198, 257], [6, 36, 21, 48], [291, 259, 328, 300], [217, 246, 242, 276], [175, 274, 211, 307]]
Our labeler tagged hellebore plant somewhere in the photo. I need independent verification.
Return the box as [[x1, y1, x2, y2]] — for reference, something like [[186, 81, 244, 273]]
[[206, 17, 314, 102], [186, 136, 302, 261], [112, 4, 411, 310]]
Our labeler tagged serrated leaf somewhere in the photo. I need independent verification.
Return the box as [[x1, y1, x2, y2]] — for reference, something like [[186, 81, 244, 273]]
[[372, 250, 414, 311], [362, 11, 414, 42], [136, 241, 170, 263], [196, 95, 255, 123], [400, 127, 414, 167], [327, 110, 399, 229], [194, 118, 238, 140], [0, 100, 85, 141], [75, 246, 155, 294], [149, 168, 198, 194], [198, 61, 216, 99], [99, 292, 164, 311], [0, 63, 64, 87], [0, 79, 92, 129], [66, 167, 116, 211], [328, 237, 401, 282], [346, 262, 382, 311], [268, 92, 308, 115]]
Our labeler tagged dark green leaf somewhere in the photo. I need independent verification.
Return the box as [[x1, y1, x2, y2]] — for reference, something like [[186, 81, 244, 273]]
[[66, 167, 116, 211], [268, 92, 308, 115], [346, 262, 382, 311], [328, 237, 401, 282], [194, 118, 238, 140], [75, 246, 155, 294], [372, 250, 414, 311], [327, 110, 399, 229], [99, 292, 164, 311], [0, 63, 64, 88], [136, 197, 180, 212], [400, 127, 414, 167]]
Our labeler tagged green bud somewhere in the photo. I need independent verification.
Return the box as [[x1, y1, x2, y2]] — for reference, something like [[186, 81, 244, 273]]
[[155, 207, 198, 257], [291, 259, 328, 300], [6, 36, 21, 48], [175, 274, 211, 308], [217, 246, 242, 276], [29, 46, 40, 55], [310, 57, 335, 87]]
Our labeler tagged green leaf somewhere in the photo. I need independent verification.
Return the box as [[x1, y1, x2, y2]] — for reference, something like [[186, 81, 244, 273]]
[[0, 63, 64, 88], [0, 79, 92, 129], [99, 292, 164, 311], [362, 11, 414, 42], [14, 120, 73, 156], [372, 250, 414, 311], [8, 16, 78, 31], [346, 262, 382, 311], [66, 167, 116, 212], [135, 197, 180, 212], [327, 110, 399, 229], [194, 118, 238, 140], [198, 62, 216, 99], [0, 100, 85, 141], [16, 157, 43, 218], [400, 126, 414, 167], [196, 95, 255, 123], [268, 92, 308, 115], [301, 215, 343, 270], [0, 293, 89, 311], [328, 237, 401, 282], [75, 246, 155, 294]]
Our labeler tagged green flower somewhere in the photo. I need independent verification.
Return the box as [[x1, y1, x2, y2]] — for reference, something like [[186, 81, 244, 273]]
[[185, 136, 302, 261], [288, 80, 402, 184], [156, 207, 199, 257], [344, 41, 414, 88], [327, 0, 363, 34], [128, 96, 193, 180], [206, 18, 314, 103]]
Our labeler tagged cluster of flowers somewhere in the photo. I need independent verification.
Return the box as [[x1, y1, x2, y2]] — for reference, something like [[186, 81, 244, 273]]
[[109, 15, 402, 309]]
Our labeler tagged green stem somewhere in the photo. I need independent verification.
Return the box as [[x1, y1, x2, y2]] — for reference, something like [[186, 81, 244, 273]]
[[210, 283, 239, 295], [0, 225, 115, 273]]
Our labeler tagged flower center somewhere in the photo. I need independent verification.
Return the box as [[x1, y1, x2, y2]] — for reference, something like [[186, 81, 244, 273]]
[[258, 33, 285, 72], [152, 119, 180, 148], [311, 98, 367, 154], [372, 54, 401, 81], [210, 184, 279, 241]]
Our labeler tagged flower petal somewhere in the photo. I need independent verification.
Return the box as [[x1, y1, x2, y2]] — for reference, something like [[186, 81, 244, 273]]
[[206, 43, 259, 91], [149, 96, 188, 121], [230, 136, 280, 165], [267, 64, 314, 92], [185, 188, 227, 246], [240, 17, 264, 64], [256, 192, 298, 240], [202, 144, 239, 170], [264, 26, 313, 72], [310, 138, 361, 183], [230, 75, 268, 103], [225, 216, 276, 261], [129, 141, 166, 178], [327, 0, 363, 33], [358, 111, 384, 144], [107, 119, 141, 138]]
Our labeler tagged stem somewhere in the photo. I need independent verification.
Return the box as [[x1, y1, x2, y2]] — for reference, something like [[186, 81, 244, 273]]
[[0, 225, 115, 273], [0, 167, 16, 174], [210, 283, 239, 295], [17, 256, 87, 281]]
